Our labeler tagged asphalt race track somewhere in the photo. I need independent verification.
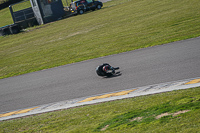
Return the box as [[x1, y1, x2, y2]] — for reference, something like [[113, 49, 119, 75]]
[[0, 37, 200, 113]]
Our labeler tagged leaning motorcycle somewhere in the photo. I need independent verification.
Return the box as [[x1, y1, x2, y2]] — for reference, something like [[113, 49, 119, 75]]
[[96, 63, 120, 77]]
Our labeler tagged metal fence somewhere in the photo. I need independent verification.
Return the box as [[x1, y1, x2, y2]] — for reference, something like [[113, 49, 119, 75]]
[[12, 7, 35, 23]]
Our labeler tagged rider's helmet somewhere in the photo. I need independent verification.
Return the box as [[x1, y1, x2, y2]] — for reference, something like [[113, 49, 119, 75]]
[[103, 65, 110, 72]]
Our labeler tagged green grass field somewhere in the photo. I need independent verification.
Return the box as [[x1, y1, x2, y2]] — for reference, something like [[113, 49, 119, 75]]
[[0, 0, 200, 79], [0, 87, 200, 132]]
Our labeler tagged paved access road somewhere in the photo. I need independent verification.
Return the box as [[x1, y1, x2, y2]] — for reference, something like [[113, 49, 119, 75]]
[[0, 37, 200, 113]]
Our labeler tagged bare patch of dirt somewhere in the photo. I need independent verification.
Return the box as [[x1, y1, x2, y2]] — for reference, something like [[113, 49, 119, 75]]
[[173, 110, 190, 116], [156, 113, 172, 119], [156, 110, 190, 119], [130, 117, 143, 122], [101, 125, 109, 131]]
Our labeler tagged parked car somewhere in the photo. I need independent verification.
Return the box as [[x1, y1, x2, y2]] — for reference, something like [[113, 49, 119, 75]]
[[69, 0, 103, 15]]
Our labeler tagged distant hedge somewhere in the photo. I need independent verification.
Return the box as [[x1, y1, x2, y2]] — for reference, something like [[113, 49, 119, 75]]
[[0, 0, 24, 10]]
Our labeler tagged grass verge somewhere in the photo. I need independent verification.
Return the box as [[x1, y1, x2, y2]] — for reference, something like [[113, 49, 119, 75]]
[[0, 0, 200, 79], [0, 87, 200, 132]]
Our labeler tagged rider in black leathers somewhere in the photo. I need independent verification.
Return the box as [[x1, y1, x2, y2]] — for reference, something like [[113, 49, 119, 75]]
[[96, 63, 119, 77]]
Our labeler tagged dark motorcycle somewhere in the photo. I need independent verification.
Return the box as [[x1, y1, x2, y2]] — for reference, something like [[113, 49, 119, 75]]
[[96, 63, 120, 77]]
